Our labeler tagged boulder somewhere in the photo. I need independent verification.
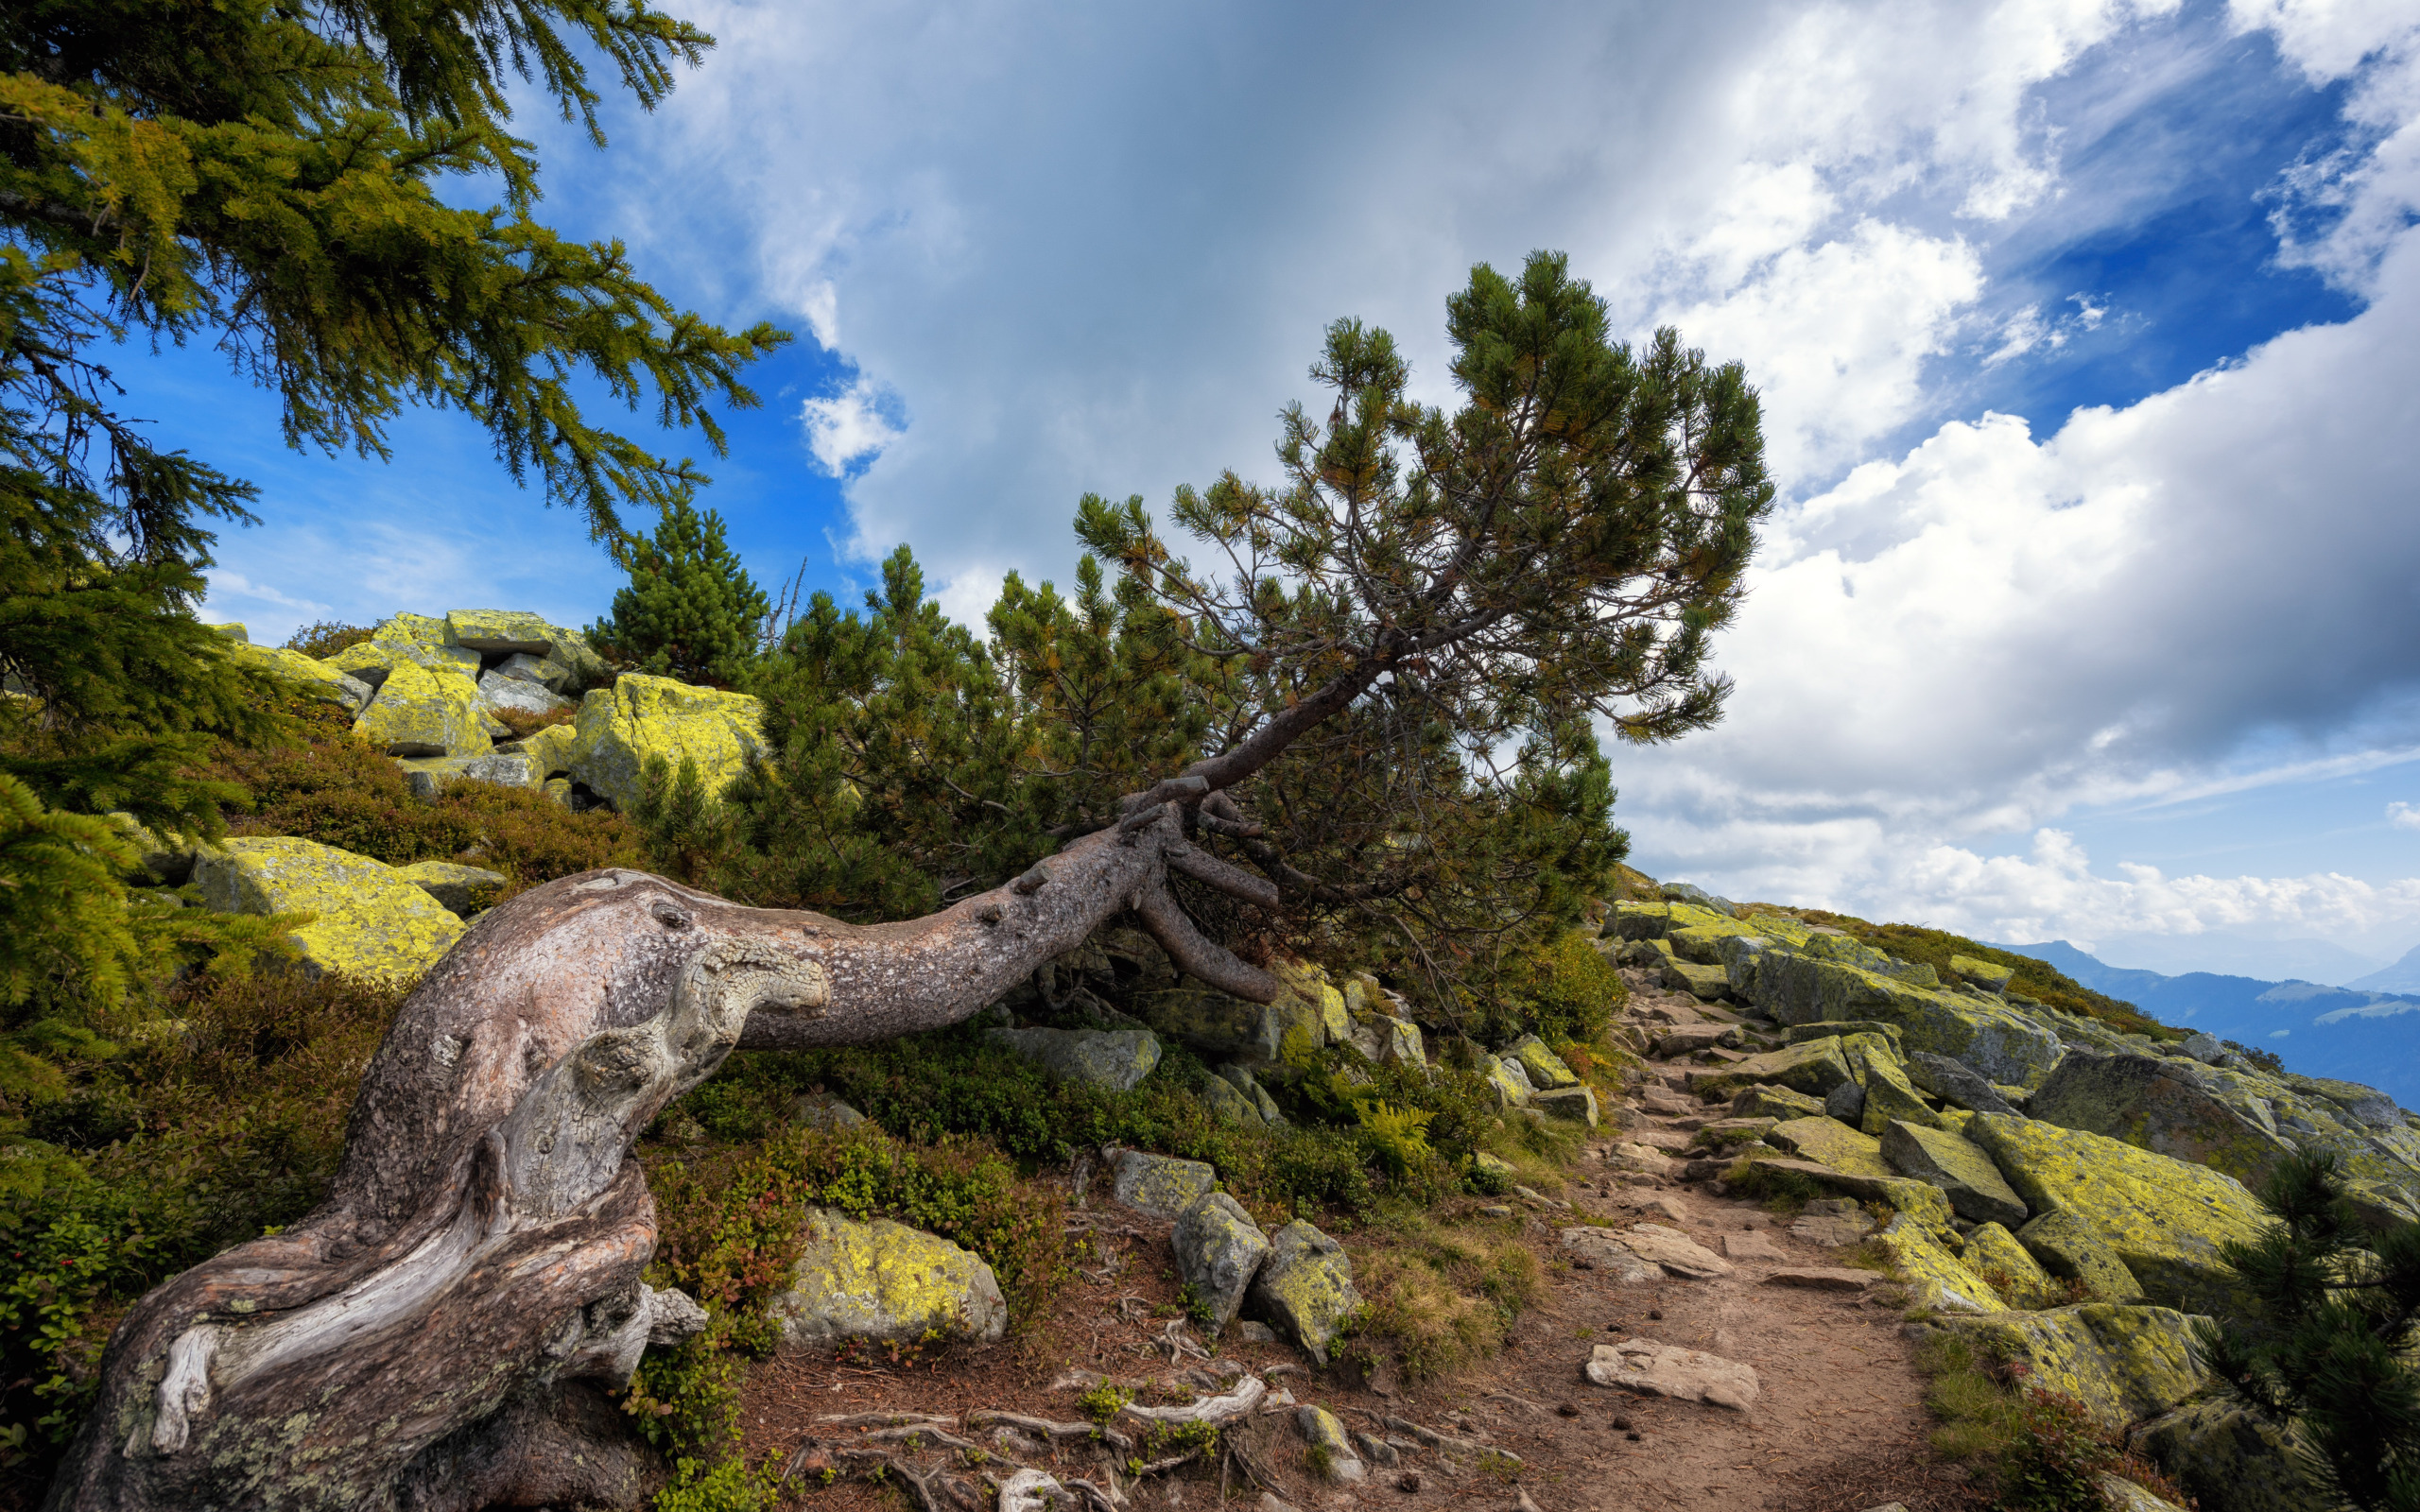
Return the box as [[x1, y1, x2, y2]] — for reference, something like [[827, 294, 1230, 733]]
[[1132, 986, 1265, 1058], [327, 634, 481, 685], [354, 660, 490, 758], [1906, 1051, 2021, 1116], [568, 673, 765, 810], [1295, 1406, 1364, 1484], [1530, 1086, 1599, 1125], [1737, 1153, 1958, 1228], [1218, 1065, 1288, 1125], [1475, 1053, 1534, 1108], [397, 751, 543, 799], [1171, 1193, 1269, 1336], [1247, 1219, 1361, 1366], [1722, 1037, 1857, 1097], [1876, 1212, 2004, 1315], [2014, 1210, 2147, 1305], [1879, 1121, 2029, 1228], [1750, 954, 2065, 1089], [1949, 954, 2014, 993], [766, 1208, 1008, 1347], [477, 669, 574, 719], [1824, 1080, 1867, 1125], [1766, 1117, 1894, 1179], [1658, 1023, 1742, 1057], [1661, 958, 1731, 1000], [443, 609, 558, 655], [1961, 1221, 2061, 1308], [786, 1092, 867, 1129], [193, 837, 462, 984], [1110, 1150, 1218, 1219], [1785, 1019, 1906, 1052], [508, 722, 582, 779], [1584, 1339, 1759, 1410], [2177, 1031, 2224, 1065], [1560, 1228, 1661, 1283], [490, 649, 577, 693], [988, 1027, 1161, 1091], [1616, 1224, 1734, 1280], [1966, 1113, 2269, 1314], [1731, 1084, 1826, 1122], [2026, 1052, 2302, 1200], [225, 642, 373, 713], [1200, 1074, 1261, 1125], [1936, 1305, 2211, 1432], [1374, 1017, 1426, 1067], [1506, 1034, 1580, 1089], [392, 860, 507, 917], [2130, 1397, 2325, 1512], [1846, 1040, 1941, 1136]]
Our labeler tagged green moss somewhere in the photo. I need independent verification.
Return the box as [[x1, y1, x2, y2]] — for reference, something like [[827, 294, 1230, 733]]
[[1787, 910, 2171, 1037]]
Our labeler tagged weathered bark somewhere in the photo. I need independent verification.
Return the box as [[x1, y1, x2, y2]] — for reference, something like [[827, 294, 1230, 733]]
[[50, 807, 1266, 1510]]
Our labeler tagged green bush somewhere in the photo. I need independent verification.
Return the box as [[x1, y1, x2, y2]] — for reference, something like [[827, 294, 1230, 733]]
[[1494, 928, 1627, 1045], [280, 622, 375, 659], [0, 968, 407, 1498], [205, 702, 639, 893], [591, 496, 769, 689]]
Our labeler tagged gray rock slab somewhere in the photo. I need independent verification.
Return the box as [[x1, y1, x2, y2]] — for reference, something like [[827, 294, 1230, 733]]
[[1172, 1192, 1269, 1334], [988, 1026, 1162, 1091]]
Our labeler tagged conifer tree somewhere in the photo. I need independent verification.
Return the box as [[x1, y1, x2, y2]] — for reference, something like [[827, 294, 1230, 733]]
[[592, 495, 769, 685], [2196, 1151, 2420, 1509]]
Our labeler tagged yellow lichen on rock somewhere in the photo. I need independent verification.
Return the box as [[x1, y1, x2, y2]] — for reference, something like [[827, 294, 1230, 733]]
[[1879, 1211, 2005, 1315], [352, 660, 491, 757], [567, 673, 764, 810], [192, 837, 462, 984], [1766, 1117, 1895, 1178], [1961, 1220, 2061, 1308], [1967, 1112, 2269, 1314], [223, 642, 371, 713], [1938, 1303, 2211, 1431], [768, 1208, 1009, 1348]]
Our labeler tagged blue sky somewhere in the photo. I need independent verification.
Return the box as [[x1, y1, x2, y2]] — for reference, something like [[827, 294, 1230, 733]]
[[162, 0, 2420, 984]]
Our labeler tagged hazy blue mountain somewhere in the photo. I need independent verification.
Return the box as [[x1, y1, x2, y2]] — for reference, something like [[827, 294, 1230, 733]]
[[1997, 940, 2420, 1106], [2347, 942, 2420, 994]]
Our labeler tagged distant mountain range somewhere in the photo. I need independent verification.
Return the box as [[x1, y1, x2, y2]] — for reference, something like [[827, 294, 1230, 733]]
[[1997, 940, 2420, 1106]]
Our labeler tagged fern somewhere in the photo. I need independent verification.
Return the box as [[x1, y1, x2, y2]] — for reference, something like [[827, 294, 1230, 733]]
[[1355, 1100, 1436, 1177]]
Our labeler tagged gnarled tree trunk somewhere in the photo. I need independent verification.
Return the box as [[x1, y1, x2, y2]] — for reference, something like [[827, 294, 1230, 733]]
[[48, 804, 1269, 1510]]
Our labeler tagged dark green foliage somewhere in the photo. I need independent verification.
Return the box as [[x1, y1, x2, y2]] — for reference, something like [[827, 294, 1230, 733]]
[[2226, 1039, 2288, 1075], [1997, 1388, 2131, 1511], [2197, 1151, 2420, 1511], [1487, 928, 1628, 1046], [1789, 911, 2168, 1037], [204, 700, 639, 892], [280, 621, 375, 659], [592, 496, 769, 686], [0, 968, 408, 1496]]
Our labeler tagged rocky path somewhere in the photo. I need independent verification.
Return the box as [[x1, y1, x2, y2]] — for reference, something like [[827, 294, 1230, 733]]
[[737, 971, 1979, 1511]]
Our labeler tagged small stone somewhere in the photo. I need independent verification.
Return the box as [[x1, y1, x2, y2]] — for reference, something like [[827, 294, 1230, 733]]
[[1824, 1080, 1867, 1125], [1296, 1405, 1365, 1484], [785, 1092, 867, 1129], [1554, 1402, 1580, 1418], [1236, 1320, 1280, 1343], [1609, 1414, 1633, 1430], [1721, 1230, 1785, 1262], [1763, 1268, 1879, 1291], [1352, 1431, 1399, 1468], [1394, 1473, 1423, 1494], [1616, 1224, 1734, 1280], [990, 1026, 1163, 1091], [1584, 1338, 1760, 1410]]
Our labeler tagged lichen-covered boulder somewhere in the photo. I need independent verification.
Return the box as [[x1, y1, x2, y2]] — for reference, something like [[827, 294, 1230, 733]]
[[1907, 1050, 2021, 1115], [1731, 1084, 1826, 1122], [988, 1027, 1161, 1091], [1506, 1034, 1579, 1090], [1274, 960, 1352, 1045], [1217, 1065, 1288, 1125], [1531, 1085, 1599, 1125], [567, 673, 765, 810], [1949, 954, 2014, 993], [1877, 1211, 2004, 1314], [1110, 1150, 1218, 1219], [1294, 1405, 1364, 1483], [1248, 1219, 1361, 1365], [1937, 1304, 2210, 1431], [1662, 958, 1731, 1000], [1751, 953, 2065, 1089], [392, 860, 506, 917], [332, 624, 483, 681], [354, 660, 490, 757], [1724, 1037, 1856, 1097], [2015, 1209, 2148, 1304], [193, 837, 462, 984], [1786, 1019, 1906, 1052], [225, 641, 372, 713], [2130, 1397, 2325, 1512], [1476, 1052, 1534, 1108], [397, 750, 543, 799], [1200, 1074, 1260, 1125], [510, 722, 581, 780], [443, 609, 556, 655], [1767, 1116, 1895, 1178], [1172, 1192, 1268, 1336], [2027, 1053, 2298, 1194], [767, 1208, 1008, 1348], [1966, 1113, 2269, 1314], [1844, 1036, 1941, 1136], [1375, 1017, 1426, 1067], [1880, 1120, 2028, 1228], [1962, 1220, 2061, 1308], [490, 649, 576, 693], [477, 668, 574, 719]]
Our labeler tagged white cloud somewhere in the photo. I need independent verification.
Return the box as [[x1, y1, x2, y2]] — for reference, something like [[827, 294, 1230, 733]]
[[799, 378, 906, 477], [2392, 801, 2420, 830]]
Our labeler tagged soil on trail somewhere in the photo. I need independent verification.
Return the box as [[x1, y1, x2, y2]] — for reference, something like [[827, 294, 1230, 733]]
[[735, 971, 1984, 1512]]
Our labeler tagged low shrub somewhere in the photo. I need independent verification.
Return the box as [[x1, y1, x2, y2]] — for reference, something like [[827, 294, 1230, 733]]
[[205, 702, 637, 892], [1786, 911, 2167, 1037], [1913, 1332, 2194, 1511], [280, 621, 376, 659], [1339, 1218, 1542, 1383]]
